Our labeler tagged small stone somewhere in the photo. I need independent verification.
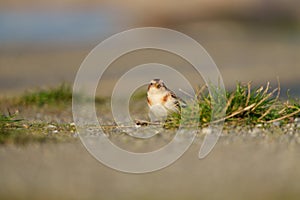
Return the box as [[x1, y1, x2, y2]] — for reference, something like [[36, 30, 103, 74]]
[[47, 124, 57, 129], [295, 118, 300, 127], [73, 132, 79, 137], [256, 124, 263, 128], [202, 127, 212, 135], [272, 121, 280, 127], [22, 124, 30, 129]]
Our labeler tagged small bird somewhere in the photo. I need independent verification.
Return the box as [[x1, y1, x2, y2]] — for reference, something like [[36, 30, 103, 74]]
[[147, 79, 186, 122]]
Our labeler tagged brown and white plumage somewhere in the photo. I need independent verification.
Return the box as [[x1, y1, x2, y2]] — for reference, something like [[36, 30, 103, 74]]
[[147, 79, 185, 122]]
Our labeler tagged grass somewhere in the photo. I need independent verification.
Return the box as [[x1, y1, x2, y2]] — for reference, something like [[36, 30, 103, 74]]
[[19, 83, 72, 106], [0, 82, 300, 144], [0, 111, 22, 134], [0, 111, 26, 144], [17, 83, 106, 107], [0, 111, 77, 145], [196, 81, 300, 126], [0, 83, 79, 144]]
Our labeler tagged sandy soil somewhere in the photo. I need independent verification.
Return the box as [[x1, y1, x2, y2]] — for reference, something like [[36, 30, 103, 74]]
[[0, 134, 300, 200]]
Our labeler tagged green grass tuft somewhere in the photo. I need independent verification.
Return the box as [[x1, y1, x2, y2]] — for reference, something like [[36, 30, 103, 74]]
[[196, 82, 300, 126], [0, 111, 24, 144], [19, 83, 72, 106]]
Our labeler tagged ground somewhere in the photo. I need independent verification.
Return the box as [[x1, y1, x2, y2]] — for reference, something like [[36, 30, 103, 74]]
[[0, 86, 300, 200]]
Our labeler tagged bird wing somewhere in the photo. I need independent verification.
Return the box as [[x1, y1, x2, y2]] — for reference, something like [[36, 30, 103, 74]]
[[169, 89, 187, 108]]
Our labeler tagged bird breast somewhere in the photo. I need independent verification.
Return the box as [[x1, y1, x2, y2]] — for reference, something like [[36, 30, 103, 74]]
[[147, 91, 168, 106]]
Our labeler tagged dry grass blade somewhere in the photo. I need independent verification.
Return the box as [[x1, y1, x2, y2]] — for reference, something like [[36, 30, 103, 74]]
[[134, 119, 161, 126], [251, 88, 278, 112], [258, 80, 281, 121], [225, 103, 256, 120], [225, 93, 235, 110], [196, 84, 207, 100], [278, 106, 287, 114], [256, 85, 264, 93], [245, 81, 251, 107], [209, 103, 256, 124], [262, 81, 270, 96], [265, 108, 300, 124]]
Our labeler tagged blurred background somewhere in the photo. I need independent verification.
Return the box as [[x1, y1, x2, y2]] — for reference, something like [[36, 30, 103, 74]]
[[0, 0, 299, 97], [1, 1, 300, 200]]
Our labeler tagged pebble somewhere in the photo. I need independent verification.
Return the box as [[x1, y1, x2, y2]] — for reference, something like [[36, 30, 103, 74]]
[[295, 118, 300, 127], [46, 124, 57, 129], [72, 132, 80, 137], [22, 124, 30, 129], [272, 121, 281, 127], [256, 124, 263, 128], [202, 127, 212, 135]]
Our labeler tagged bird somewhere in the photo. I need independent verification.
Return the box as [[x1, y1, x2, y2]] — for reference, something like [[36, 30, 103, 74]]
[[147, 79, 186, 123]]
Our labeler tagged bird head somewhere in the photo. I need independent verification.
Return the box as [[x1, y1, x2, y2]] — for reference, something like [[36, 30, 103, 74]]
[[148, 79, 167, 93]]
